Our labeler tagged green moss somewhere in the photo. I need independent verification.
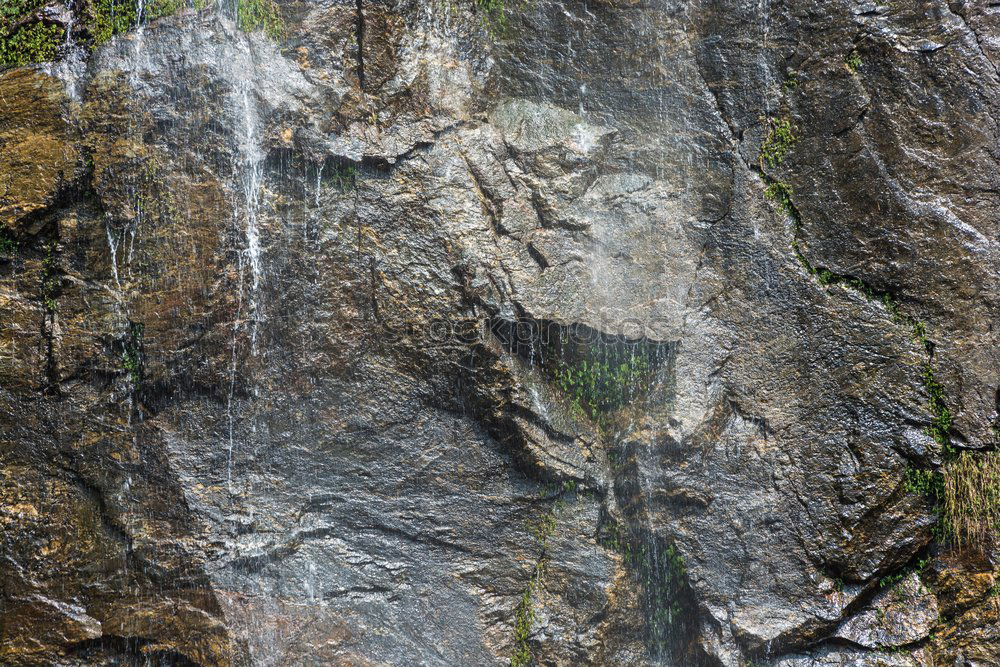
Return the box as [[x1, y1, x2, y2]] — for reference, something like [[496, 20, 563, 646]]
[[904, 466, 944, 499], [0, 229, 17, 257], [0, 0, 46, 28], [84, 0, 184, 49], [510, 509, 555, 667], [879, 557, 929, 590], [121, 321, 144, 385], [145, 0, 184, 20], [89, 0, 138, 48], [759, 118, 797, 169], [764, 181, 798, 222], [237, 0, 284, 39], [845, 50, 863, 74], [554, 354, 652, 421], [510, 573, 537, 667], [0, 21, 63, 67], [324, 163, 359, 192], [475, 0, 510, 30], [40, 241, 59, 312], [921, 364, 952, 452]]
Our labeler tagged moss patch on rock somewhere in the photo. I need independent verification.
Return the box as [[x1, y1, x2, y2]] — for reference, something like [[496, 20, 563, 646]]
[[237, 0, 284, 39], [87, 0, 139, 48], [759, 117, 797, 169], [0, 21, 63, 68]]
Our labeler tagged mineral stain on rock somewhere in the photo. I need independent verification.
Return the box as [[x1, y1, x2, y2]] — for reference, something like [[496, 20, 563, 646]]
[[2, 0, 1000, 665]]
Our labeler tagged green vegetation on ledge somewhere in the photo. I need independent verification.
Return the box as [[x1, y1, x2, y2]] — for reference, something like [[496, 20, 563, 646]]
[[237, 0, 284, 39], [0, 0, 46, 26], [89, 0, 139, 48], [923, 364, 953, 451], [145, 0, 185, 20], [878, 556, 929, 590], [325, 162, 360, 192], [88, 0, 188, 50], [555, 354, 652, 422], [0, 21, 63, 67], [765, 181, 797, 221], [757, 135, 986, 553]]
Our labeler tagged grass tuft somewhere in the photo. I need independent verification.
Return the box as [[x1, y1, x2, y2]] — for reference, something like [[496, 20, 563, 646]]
[[943, 451, 1000, 550]]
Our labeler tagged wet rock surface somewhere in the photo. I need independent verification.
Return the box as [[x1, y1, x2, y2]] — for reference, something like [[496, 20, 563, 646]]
[[1, 1, 999, 666]]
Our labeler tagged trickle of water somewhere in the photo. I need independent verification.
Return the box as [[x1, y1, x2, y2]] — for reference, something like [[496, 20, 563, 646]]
[[105, 222, 122, 288], [225, 30, 270, 495], [238, 84, 265, 351]]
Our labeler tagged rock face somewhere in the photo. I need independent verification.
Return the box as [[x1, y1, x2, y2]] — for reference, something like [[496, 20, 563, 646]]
[[1, 0, 999, 665]]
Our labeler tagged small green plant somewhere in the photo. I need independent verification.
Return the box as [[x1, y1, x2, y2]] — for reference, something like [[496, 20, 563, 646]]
[[0, 21, 63, 67], [327, 163, 359, 192], [764, 181, 797, 220], [510, 507, 555, 667], [40, 241, 59, 312], [759, 118, 797, 169], [510, 577, 535, 667], [554, 354, 652, 421], [783, 71, 799, 91], [83, 0, 187, 50], [0, 0, 45, 26], [904, 466, 944, 499], [903, 465, 952, 540], [144, 0, 184, 20], [816, 268, 837, 286], [473, 0, 527, 34], [845, 50, 863, 74], [922, 364, 952, 452], [121, 347, 140, 380], [0, 229, 17, 257], [879, 557, 929, 590], [664, 542, 686, 580], [237, 0, 284, 39], [121, 321, 144, 385], [89, 0, 138, 48], [529, 512, 556, 544]]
